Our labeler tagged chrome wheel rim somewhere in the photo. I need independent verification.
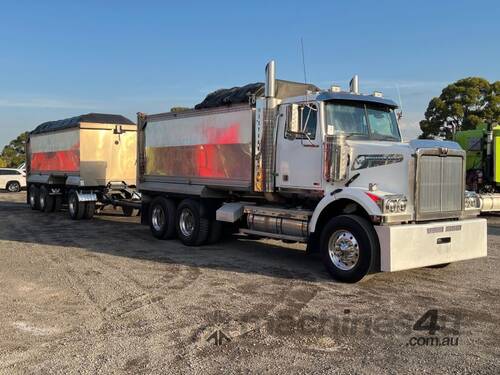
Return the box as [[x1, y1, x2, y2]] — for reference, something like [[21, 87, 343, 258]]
[[8, 183, 18, 192], [328, 230, 360, 271], [29, 191, 36, 207], [151, 206, 165, 232], [179, 208, 195, 237], [69, 196, 76, 216]]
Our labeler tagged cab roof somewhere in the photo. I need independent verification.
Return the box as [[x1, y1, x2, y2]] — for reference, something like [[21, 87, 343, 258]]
[[316, 91, 399, 108]]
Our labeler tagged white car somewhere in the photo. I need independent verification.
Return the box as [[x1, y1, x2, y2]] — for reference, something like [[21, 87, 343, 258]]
[[0, 168, 26, 192]]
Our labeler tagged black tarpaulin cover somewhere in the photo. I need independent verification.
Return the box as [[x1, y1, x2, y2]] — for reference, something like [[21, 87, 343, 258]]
[[31, 113, 135, 135], [194, 80, 320, 109]]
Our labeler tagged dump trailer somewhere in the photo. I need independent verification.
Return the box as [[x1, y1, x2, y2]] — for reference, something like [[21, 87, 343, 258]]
[[26, 113, 139, 219], [138, 61, 487, 283]]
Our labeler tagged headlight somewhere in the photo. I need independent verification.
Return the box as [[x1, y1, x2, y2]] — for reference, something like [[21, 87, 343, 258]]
[[464, 191, 480, 209], [367, 192, 408, 214], [382, 196, 407, 214]]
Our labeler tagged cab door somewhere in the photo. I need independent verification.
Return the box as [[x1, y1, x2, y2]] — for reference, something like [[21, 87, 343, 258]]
[[275, 103, 323, 191]]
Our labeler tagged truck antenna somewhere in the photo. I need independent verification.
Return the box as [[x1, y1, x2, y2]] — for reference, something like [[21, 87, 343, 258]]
[[300, 37, 308, 85]]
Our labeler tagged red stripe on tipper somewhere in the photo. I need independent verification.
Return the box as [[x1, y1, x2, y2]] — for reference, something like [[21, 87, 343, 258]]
[[197, 124, 241, 177], [31, 143, 80, 172], [203, 123, 241, 144]]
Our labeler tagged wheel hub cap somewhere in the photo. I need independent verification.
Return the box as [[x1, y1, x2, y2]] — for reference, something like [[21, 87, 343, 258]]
[[152, 206, 165, 231], [328, 230, 360, 271], [179, 208, 195, 237]]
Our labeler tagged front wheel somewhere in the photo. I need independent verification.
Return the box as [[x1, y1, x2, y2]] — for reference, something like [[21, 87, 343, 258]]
[[320, 215, 380, 283]]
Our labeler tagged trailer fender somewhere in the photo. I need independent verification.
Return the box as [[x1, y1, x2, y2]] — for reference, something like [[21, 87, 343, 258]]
[[76, 191, 98, 202], [309, 188, 382, 234]]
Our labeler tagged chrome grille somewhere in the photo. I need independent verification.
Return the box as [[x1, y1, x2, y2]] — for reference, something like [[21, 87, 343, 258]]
[[417, 152, 464, 220]]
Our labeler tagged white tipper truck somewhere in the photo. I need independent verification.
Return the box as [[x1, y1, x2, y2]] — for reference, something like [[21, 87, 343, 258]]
[[137, 61, 487, 282]]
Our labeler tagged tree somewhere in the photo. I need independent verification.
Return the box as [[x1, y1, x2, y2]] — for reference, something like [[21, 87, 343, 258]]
[[419, 78, 499, 139], [1, 131, 29, 168]]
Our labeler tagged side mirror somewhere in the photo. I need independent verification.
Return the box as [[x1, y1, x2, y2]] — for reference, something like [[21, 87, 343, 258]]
[[287, 104, 301, 134]]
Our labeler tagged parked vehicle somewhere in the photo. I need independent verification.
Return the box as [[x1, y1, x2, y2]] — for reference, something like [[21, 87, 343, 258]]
[[137, 61, 487, 283], [0, 168, 26, 192], [453, 123, 500, 212], [26, 113, 140, 219], [17, 162, 26, 173]]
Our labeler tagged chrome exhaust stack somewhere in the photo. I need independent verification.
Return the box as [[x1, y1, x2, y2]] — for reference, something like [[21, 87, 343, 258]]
[[265, 60, 276, 98], [349, 75, 359, 94]]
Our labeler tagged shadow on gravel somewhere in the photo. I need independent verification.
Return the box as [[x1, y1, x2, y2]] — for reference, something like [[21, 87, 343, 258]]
[[0, 200, 330, 282]]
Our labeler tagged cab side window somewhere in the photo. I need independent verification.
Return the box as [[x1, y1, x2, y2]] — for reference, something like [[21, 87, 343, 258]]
[[285, 104, 318, 140], [301, 105, 317, 139]]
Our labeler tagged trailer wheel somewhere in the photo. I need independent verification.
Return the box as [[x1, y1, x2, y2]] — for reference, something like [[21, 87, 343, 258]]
[[39, 186, 55, 213], [28, 185, 40, 210], [83, 202, 96, 219], [68, 191, 85, 220], [122, 206, 135, 217], [176, 199, 210, 246], [149, 197, 176, 239], [320, 215, 379, 283]]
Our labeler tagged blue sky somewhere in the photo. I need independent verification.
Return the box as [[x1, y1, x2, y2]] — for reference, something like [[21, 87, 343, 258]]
[[0, 0, 498, 146]]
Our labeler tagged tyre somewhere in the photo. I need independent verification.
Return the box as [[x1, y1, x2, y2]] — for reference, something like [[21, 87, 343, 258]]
[[68, 190, 85, 220], [320, 214, 379, 283], [122, 206, 135, 217], [6, 181, 21, 193], [149, 197, 176, 239], [176, 198, 210, 246], [39, 186, 55, 213], [28, 185, 40, 210], [83, 202, 96, 219]]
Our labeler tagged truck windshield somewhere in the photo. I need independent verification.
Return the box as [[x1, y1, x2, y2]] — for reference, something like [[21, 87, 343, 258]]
[[325, 101, 401, 141]]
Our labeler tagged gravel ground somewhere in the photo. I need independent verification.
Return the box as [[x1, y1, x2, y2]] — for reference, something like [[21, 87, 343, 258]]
[[0, 191, 498, 374]]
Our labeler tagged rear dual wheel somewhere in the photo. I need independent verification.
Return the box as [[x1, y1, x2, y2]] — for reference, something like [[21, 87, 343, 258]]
[[176, 199, 210, 246], [148, 197, 221, 246]]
